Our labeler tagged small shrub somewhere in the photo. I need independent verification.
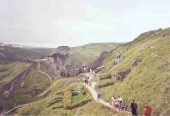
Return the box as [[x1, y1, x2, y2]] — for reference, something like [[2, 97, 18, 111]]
[[52, 97, 62, 101], [48, 99, 62, 107], [72, 92, 79, 96], [56, 91, 63, 95], [52, 105, 64, 109], [65, 99, 92, 110]]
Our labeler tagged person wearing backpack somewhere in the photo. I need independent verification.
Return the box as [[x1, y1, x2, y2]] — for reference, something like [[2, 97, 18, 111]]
[[131, 99, 138, 116]]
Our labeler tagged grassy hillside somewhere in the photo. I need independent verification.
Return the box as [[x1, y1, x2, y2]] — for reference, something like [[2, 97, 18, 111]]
[[70, 43, 123, 65], [15, 74, 122, 116], [1, 64, 50, 110], [92, 28, 170, 115], [15, 76, 87, 115], [0, 46, 51, 64], [0, 62, 53, 111], [0, 62, 31, 90]]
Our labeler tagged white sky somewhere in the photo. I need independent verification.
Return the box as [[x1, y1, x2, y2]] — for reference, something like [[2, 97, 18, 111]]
[[0, 0, 170, 48]]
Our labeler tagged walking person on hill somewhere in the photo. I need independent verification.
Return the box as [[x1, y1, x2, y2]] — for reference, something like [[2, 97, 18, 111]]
[[144, 103, 152, 116], [131, 99, 138, 116], [82, 77, 85, 85], [118, 96, 123, 102], [97, 92, 101, 101], [111, 96, 115, 108], [118, 96, 123, 110], [114, 97, 120, 111], [121, 101, 126, 111]]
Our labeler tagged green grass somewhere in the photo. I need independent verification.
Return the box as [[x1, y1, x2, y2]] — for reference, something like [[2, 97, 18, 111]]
[[0, 62, 31, 90], [72, 94, 85, 104], [4, 65, 50, 110], [16, 78, 92, 116], [70, 43, 123, 66], [99, 78, 113, 85]]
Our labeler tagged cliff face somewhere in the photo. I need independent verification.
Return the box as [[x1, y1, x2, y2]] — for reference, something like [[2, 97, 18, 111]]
[[51, 46, 71, 68], [42, 47, 109, 77], [42, 46, 81, 77]]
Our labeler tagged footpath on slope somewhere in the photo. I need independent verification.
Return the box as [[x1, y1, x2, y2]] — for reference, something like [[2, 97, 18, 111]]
[[37, 62, 52, 83], [84, 73, 131, 115]]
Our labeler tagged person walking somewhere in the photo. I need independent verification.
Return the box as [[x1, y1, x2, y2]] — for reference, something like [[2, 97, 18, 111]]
[[111, 96, 115, 108], [118, 96, 123, 111], [144, 103, 152, 116], [82, 77, 85, 85], [121, 101, 126, 110], [131, 99, 138, 116], [118, 96, 123, 102], [97, 92, 101, 101]]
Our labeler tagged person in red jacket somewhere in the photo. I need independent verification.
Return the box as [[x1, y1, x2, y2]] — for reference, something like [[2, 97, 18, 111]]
[[144, 103, 152, 116]]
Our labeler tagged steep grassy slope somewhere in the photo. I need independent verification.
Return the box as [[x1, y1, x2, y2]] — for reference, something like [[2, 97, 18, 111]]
[[4, 64, 50, 110], [15, 77, 86, 115], [0, 62, 31, 90], [70, 43, 123, 65], [93, 28, 170, 115]]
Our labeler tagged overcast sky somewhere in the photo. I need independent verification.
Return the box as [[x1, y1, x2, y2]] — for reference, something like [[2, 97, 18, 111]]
[[0, 0, 169, 48]]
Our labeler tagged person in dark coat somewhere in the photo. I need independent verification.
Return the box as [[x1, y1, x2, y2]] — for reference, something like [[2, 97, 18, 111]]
[[131, 99, 138, 116]]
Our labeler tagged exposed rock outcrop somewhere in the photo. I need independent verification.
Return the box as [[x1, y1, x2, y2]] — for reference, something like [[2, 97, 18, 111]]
[[114, 69, 131, 80], [132, 58, 142, 66]]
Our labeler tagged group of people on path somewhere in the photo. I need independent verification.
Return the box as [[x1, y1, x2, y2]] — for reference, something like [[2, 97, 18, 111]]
[[110, 96, 152, 116], [111, 96, 126, 111]]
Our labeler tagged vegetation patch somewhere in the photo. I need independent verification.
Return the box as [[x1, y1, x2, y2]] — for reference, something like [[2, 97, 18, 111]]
[[65, 99, 92, 110], [47, 98, 62, 107], [72, 93, 85, 104], [63, 90, 72, 108], [52, 105, 64, 109]]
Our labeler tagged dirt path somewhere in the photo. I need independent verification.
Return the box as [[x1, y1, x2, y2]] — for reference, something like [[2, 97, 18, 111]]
[[84, 73, 131, 115], [37, 62, 52, 83], [84, 73, 112, 107]]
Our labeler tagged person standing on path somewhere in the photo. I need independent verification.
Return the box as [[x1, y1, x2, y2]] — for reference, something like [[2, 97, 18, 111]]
[[121, 101, 126, 111], [97, 92, 101, 101], [118, 96, 123, 102], [118, 96, 123, 111], [111, 96, 115, 108], [131, 99, 138, 116], [144, 103, 152, 116]]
